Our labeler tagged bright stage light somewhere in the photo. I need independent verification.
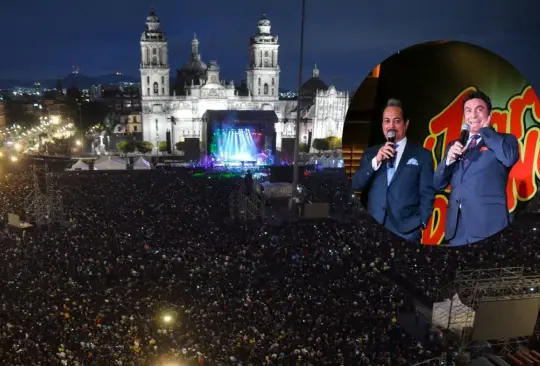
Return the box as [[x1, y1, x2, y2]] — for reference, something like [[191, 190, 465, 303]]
[[14, 143, 21, 151], [10, 156, 18, 162], [211, 127, 262, 163], [163, 314, 172, 323]]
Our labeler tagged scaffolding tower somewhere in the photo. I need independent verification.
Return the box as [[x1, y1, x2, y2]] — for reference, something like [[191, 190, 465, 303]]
[[436, 267, 540, 356], [229, 187, 265, 221], [24, 162, 65, 228]]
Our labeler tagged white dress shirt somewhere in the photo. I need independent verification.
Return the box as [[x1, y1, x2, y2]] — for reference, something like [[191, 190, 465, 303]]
[[446, 134, 482, 166], [371, 137, 407, 171]]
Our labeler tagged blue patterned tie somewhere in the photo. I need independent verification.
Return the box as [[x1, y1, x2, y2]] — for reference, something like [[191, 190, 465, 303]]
[[387, 143, 399, 185], [463, 135, 480, 169]]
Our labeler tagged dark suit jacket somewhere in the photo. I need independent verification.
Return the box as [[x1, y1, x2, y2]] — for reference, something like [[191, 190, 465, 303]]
[[351, 141, 435, 235], [433, 127, 519, 242]]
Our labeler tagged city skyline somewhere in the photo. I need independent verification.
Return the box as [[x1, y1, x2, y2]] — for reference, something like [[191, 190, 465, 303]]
[[1, 0, 540, 91]]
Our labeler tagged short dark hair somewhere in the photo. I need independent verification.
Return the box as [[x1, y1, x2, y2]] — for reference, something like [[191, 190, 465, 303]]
[[383, 98, 408, 121], [463, 90, 492, 114]]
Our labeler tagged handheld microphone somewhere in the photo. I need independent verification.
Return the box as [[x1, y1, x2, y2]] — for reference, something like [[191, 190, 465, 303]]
[[387, 130, 397, 168], [457, 124, 470, 161]]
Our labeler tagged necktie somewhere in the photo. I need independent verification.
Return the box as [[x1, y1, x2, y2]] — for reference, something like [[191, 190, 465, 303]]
[[463, 135, 480, 169], [468, 135, 480, 149], [387, 143, 399, 185]]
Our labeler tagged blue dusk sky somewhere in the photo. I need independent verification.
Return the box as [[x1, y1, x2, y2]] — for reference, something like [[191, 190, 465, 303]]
[[0, 0, 539, 91]]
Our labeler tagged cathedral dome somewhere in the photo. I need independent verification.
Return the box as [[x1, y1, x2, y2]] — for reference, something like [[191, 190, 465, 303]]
[[300, 64, 328, 98], [258, 13, 271, 27], [146, 9, 159, 23], [256, 13, 272, 35], [175, 34, 208, 93], [179, 34, 207, 75], [180, 58, 208, 75]]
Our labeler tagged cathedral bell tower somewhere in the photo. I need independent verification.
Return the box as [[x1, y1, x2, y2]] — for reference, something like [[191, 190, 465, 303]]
[[140, 8, 170, 97], [246, 13, 280, 99]]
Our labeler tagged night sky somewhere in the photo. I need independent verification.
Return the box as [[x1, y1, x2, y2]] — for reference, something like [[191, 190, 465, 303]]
[[1, 0, 539, 91]]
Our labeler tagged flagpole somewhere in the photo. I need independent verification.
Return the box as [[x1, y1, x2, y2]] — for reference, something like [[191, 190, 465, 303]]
[[291, 0, 306, 213]]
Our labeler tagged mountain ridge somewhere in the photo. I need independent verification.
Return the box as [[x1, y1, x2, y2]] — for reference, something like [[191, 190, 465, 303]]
[[0, 73, 295, 94], [0, 73, 139, 90]]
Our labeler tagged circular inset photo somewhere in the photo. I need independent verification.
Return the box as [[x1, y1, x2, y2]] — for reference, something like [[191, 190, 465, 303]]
[[344, 40, 540, 246]]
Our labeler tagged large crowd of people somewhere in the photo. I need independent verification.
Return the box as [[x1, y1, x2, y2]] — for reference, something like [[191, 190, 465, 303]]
[[0, 165, 538, 365]]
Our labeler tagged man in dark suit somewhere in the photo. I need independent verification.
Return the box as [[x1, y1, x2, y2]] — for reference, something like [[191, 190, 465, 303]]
[[352, 98, 435, 242], [434, 90, 519, 246]]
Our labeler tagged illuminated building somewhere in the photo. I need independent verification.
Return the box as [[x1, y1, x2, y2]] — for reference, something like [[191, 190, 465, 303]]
[[139, 9, 349, 154]]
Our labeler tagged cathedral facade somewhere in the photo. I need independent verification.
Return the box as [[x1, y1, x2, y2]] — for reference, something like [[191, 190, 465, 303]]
[[140, 9, 349, 154]]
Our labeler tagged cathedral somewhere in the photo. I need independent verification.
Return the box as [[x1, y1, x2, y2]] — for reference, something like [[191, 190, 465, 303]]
[[140, 9, 349, 156]]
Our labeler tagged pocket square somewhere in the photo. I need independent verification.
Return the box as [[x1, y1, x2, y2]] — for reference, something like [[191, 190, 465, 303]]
[[406, 158, 419, 166], [480, 146, 489, 152]]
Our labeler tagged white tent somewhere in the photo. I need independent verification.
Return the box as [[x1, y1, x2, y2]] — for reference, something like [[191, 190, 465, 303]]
[[431, 293, 475, 332], [94, 157, 127, 170], [133, 156, 151, 170], [69, 159, 89, 171], [94, 157, 109, 165]]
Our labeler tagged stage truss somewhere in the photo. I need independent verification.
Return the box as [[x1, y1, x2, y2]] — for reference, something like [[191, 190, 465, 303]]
[[437, 267, 540, 356], [24, 163, 65, 228], [229, 187, 265, 221]]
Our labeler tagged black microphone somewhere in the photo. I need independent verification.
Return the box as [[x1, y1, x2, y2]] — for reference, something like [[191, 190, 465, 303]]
[[456, 124, 470, 161], [387, 130, 397, 168]]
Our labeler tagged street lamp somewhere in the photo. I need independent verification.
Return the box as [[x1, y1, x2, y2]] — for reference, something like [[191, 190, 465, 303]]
[[77, 101, 83, 133], [291, 0, 306, 213], [167, 116, 177, 154], [155, 119, 160, 161]]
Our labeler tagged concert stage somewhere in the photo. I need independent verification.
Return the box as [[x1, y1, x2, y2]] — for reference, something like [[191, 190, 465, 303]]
[[203, 110, 277, 167]]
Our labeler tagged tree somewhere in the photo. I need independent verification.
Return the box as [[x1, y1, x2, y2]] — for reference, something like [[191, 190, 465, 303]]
[[175, 141, 185, 151], [81, 101, 110, 132], [9, 112, 39, 130], [158, 141, 168, 152], [327, 136, 342, 150], [312, 138, 329, 152], [136, 141, 153, 154], [117, 140, 136, 154]]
